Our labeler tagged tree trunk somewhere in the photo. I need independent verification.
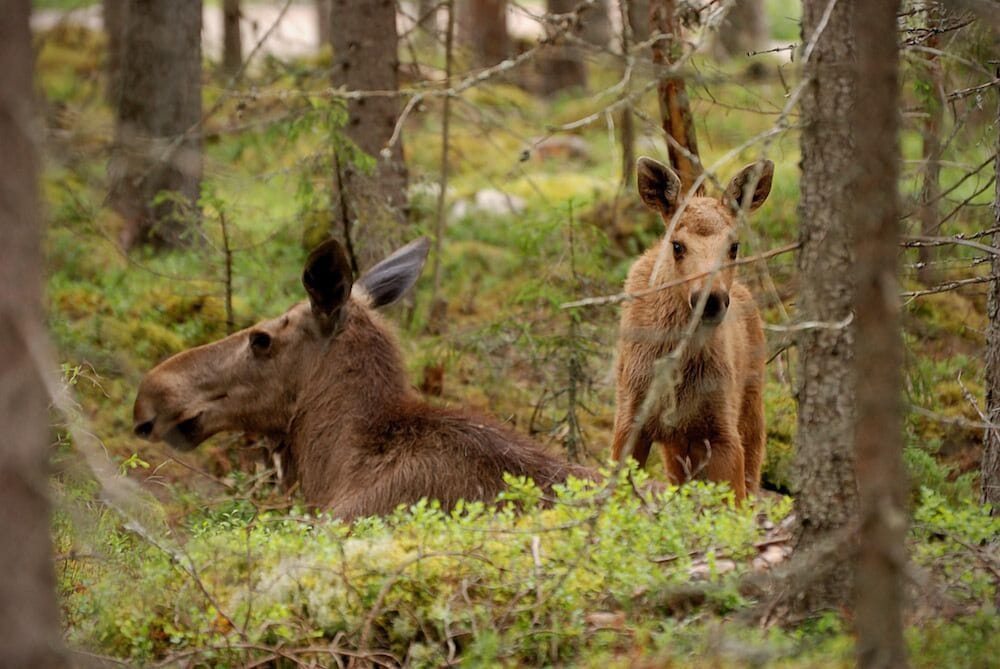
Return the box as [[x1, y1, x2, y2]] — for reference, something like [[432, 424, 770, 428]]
[[789, 0, 857, 612], [983, 68, 1000, 514], [628, 0, 650, 42], [222, 0, 242, 76], [917, 4, 944, 286], [541, 0, 588, 96], [331, 0, 409, 270], [109, 0, 203, 250], [581, 0, 611, 47], [459, 0, 508, 68], [714, 0, 768, 59], [103, 0, 126, 107], [650, 0, 701, 193], [852, 2, 909, 667], [0, 3, 67, 666], [619, 0, 636, 189], [317, 0, 332, 47]]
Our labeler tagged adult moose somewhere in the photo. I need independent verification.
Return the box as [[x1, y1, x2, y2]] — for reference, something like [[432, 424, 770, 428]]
[[611, 157, 772, 502], [133, 238, 591, 519]]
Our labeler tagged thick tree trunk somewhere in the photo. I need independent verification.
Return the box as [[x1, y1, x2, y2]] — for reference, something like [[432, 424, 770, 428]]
[[317, 0, 332, 47], [650, 0, 701, 193], [109, 0, 203, 249], [714, 0, 768, 59], [789, 0, 857, 612], [459, 0, 509, 68], [983, 68, 1000, 514], [331, 0, 409, 270], [852, 2, 909, 667], [222, 0, 242, 75], [0, 3, 67, 666], [541, 0, 588, 96], [103, 0, 125, 107]]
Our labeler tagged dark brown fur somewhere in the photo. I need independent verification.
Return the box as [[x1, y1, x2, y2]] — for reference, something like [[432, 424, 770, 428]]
[[133, 238, 591, 520]]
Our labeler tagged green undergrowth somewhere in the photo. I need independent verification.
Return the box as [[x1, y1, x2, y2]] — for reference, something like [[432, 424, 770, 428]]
[[56, 467, 997, 667]]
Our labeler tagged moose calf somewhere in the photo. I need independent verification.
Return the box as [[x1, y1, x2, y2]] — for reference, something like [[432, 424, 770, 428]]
[[133, 238, 591, 520], [610, 157, 772, 501]]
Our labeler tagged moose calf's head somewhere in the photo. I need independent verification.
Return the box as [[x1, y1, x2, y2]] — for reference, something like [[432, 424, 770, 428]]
[[132, 237, 430, 451], [636, 156, 773, 326]]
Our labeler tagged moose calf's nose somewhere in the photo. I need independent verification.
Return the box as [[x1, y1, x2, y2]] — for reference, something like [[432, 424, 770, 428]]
[[690, 291, 730, 321]]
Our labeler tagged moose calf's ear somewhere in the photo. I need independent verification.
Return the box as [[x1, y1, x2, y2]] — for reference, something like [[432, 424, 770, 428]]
[[636, 156, 682, 219], [303, 239, 354, 332], [723, 160, 774, 214], [359, 237, 431, 309]]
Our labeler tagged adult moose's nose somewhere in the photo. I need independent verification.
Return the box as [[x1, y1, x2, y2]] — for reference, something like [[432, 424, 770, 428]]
[[133, 418, 155, 439], [690, 290, 730, 323]]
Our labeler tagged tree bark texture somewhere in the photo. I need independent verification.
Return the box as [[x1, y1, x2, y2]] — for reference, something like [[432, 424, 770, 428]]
[[459, 0, 509, 68], [713, 0, 768, 59], [317, 0, 332, 46], [628, 0, 650, 42], [790, 0, 858, 612], [222, 0, 242, 75], [331, 0, 409, 270], [0, 3, 67, 666], [103, 0, 126, 107], [109, 0, 203, 249], [650, 0, 701, 193], [581, 0, 612, 47], [851, 1, 909, 667], [983, 68, 1000, 514], [917, 3, 944, 286], [541, 0, 588, 95]]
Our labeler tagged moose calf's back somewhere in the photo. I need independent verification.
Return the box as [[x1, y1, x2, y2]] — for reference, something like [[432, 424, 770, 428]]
[[611, 157, 772, 501]]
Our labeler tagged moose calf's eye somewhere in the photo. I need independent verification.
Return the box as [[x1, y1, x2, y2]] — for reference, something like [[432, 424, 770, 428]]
[[249, 331, 272, 355], [672, 241, 685, 259], [729, 243, 739, 259]]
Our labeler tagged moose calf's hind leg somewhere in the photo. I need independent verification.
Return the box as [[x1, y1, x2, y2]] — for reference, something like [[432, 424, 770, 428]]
[[738, 388, 766, 496], [701, 433, 747, 503]]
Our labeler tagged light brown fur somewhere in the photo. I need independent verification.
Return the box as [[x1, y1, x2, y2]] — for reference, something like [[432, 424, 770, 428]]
[[133, 238, 592, 520], [610, 157, 772, 501]]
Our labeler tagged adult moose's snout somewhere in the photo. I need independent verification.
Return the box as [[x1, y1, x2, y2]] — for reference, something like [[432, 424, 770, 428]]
[[689, 290, 730, 324], [133, 418, 155, 439]]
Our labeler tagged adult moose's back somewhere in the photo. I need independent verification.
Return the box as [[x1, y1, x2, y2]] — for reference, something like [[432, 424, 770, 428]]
[[133, 238, 592, 519]]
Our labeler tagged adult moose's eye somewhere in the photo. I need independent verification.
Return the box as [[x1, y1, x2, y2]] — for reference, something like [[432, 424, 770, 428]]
[[729, 242, 739, 260], [672, 241, 685, 260], [249, 331, 272, 357]]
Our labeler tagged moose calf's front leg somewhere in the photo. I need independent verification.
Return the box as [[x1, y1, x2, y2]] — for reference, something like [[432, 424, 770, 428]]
[[611, 400, 653, 467]]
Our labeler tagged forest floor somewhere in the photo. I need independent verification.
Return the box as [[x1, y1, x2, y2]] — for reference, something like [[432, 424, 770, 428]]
[[34, 3, 999, 667]]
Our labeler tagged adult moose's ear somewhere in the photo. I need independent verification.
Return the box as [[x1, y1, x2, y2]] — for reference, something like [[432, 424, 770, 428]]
[[636, 156, 682, 219], [302, 239, 354, 334], [358, 237, 431, 309], [723, 160, 774, 214]]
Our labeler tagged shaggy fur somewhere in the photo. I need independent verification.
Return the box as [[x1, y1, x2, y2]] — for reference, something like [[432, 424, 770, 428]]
[[134, 238, 591, 520], [610, 158, 772, 501]]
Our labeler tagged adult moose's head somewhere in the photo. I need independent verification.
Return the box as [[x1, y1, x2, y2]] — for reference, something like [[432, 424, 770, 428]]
[[133, 237, 590, 517], [132, 237, 430, 452], [636, 156, 773, 326]]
